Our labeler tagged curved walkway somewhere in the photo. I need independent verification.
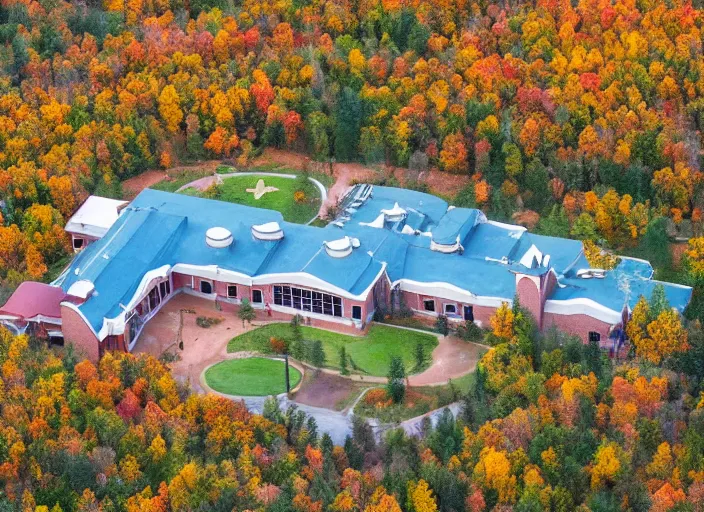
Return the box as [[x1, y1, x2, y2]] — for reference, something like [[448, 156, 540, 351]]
[[176, 171, 328, 225]]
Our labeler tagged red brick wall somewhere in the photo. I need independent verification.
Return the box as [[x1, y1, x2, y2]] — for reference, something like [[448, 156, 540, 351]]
[[61, 305, 100, 362], [516, 276, 542, 328], [400, 290, 497, 328], [172, 272, 192, 289], [543, 312, 612, 345]]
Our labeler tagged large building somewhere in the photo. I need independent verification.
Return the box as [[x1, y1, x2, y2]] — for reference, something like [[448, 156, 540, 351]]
[[0, 185, 693, 361]]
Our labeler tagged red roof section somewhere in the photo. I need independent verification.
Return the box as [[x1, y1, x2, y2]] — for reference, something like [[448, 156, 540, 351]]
[[0, 282, 66, 320]]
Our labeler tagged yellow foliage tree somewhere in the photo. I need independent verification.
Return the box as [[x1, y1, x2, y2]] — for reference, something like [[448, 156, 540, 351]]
[[158, 85, 183, 133], [591, 442, 624, 489], [407, 479, 438, 512], [473, 446, 517, 503], [490, 302, 514, 340]]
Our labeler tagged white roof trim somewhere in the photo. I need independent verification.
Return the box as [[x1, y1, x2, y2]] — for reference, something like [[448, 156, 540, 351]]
[[90, 262, 387, 341], [392, 278, 512, 308], [486, 219, 526, 231], [544, 298, 622, 324]]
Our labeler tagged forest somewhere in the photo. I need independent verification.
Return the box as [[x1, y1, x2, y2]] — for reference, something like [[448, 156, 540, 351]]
[[1, 0, 704, 509], [0, 292, 702, 510], [0, 0, 704, 292]]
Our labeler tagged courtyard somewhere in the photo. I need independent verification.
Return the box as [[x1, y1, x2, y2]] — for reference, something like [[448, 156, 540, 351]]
[[132, 292, 486, 409]]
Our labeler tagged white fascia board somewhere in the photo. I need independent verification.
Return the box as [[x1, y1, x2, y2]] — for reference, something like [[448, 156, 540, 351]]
[[0, 313, 61, 325], [649, 279, 693, 291], [172, 263, 253, 286], [97, 264, 171, 339], [543, 298, 622, 324], [486, 219, 526, 231], [26, 315, 62, 325], [393, 279, 512, 308], [252, 262, 387, 301], [65, 223, 108, 239]]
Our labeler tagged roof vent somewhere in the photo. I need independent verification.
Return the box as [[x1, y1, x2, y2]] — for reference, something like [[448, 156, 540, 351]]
[[206, 227, 233, 248], [324, 236, 355, 258], [576, 268, 606, 279], [252, 221, 284, 241], [381, 202, 407, 222]]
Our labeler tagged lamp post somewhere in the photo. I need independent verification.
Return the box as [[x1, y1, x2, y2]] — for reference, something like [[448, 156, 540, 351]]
[[284, 353, 291, 393]]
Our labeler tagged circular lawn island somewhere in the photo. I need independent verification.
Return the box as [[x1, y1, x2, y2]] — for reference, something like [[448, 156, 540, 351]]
[[205, 357, 301, 396]]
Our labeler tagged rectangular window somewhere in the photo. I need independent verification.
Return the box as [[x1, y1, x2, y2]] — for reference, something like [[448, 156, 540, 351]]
[[352, 305, 362, 320], [159, 281, 171, 298], [272, 285, 342, 317], [252, 290, 263, 303], [73, 237, 84, 250], [149, 286, 161, 310], [423, 299, 435, 312], [444, 303, 457, 315], [589, 331, 601, 343], [200, 280, 212, 294], [464, 305, 474, 322], [227, 285, 237, 298]]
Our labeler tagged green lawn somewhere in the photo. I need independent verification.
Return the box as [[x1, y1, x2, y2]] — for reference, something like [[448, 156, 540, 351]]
[[227, 323, 438, 376], [205, 357, 301, 396], [184, 174, 320, 224]]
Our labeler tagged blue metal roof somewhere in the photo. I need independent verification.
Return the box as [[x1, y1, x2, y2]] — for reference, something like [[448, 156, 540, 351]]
[[551, 255, 692, 314], [58, 186, 692, 333], [431, 208, 483, 245]]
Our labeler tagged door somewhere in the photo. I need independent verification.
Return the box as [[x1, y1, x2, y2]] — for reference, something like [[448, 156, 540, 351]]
[[463, 305, 474, 321]]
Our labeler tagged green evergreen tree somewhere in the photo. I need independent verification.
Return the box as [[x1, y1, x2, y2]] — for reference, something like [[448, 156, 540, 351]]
[[333, 87, 361, 161], [386, 356, 406, 403], [413, 342, 425, 373], [310, 340, 326, 369], [237, 298, 256, 327], [339, 346, 349, 375]]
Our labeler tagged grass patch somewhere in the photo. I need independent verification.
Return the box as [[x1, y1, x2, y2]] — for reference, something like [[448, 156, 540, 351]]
[[228, 323, 438, 377], [150, 169, 212, 193], [205, 357, 301, 396], [185, 174, 320, 224]]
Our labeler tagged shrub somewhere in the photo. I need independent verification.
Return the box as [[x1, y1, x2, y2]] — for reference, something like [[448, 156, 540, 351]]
[[196, 316, 222, 328], [456, 320, 483, 342], [270, 336, 288, 354], [364, 388, 389, 406], [202, 183, 221, 199], [293, 190, 306, 203], [435, 314, 449, 336]]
